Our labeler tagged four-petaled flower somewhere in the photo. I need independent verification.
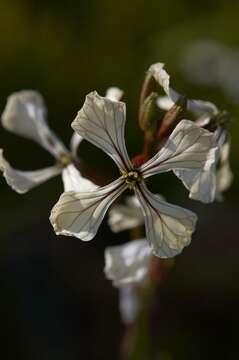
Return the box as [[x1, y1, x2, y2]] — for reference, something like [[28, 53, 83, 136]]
[[50, 91, 216, 258], [0, 90, 97, 193], [149, 62, 233, 203]]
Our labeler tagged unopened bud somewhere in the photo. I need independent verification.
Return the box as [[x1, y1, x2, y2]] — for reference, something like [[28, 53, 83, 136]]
[[139, 73, 158, 106], [139, 92, 160, 139]]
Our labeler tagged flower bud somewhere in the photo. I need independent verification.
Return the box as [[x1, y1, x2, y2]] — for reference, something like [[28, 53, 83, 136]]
[[139, 92, 161, 139]]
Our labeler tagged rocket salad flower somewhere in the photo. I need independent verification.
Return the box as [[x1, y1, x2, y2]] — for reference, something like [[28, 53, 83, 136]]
[[50, 91, 216, 258]]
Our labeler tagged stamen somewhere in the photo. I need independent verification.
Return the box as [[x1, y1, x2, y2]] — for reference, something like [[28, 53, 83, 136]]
[[122, 170, 142, 189]]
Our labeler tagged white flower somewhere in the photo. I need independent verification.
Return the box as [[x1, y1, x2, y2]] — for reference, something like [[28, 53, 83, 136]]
[[0, 90, 110, 193], [50, 91, 216, 258], [148, 62, 233, 203], [105, 239, 150, 324], [148, 62, 219, 116], [104, 239, 151, 286]]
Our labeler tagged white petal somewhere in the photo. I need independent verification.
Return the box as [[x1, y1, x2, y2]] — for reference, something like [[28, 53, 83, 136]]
[[0, 149, 61, 193], [148, 63, 170, 97], [72, 91, 131, 172], [186, 99, 218, 115], [119, 286, 140, 325], [108, 195, 144, 232], [172, 128, 218, 203], [1, 90, 68, 159], [174, 132, 232, 203], [174, 167, 216, 203], [62, 164, 97, 192], [105, 87, 124, 102], [194, 115, 211, 128], [50, 178, 126, 241], [147, 63, 181, 103], [218, 135, 230, 162], [69, 132, 83, 158], [104, 239, 151, 286], [157, 95, 218, 116], [216, 163, 233, 199], [156, 96, 175, 111], [135, 183, 197, 258], [150, 63, 218, 116], [140, 120, 216, 178]]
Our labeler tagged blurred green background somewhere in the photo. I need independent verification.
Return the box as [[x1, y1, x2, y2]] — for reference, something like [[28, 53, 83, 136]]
[[0, 0, 239, 359]]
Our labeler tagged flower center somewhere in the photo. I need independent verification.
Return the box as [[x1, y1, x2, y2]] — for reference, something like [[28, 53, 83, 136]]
[[122, 170, 142, 189], [59, 153, 72, 167]]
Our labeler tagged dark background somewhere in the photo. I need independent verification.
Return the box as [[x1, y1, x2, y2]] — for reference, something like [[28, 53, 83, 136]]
[[0, 0, 239, 359]]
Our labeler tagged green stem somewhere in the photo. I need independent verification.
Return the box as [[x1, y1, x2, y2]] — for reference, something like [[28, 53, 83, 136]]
[[125, 283, 156, 360]]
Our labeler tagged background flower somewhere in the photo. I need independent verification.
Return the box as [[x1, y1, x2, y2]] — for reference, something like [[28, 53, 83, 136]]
[[0, 90, 96, 193]]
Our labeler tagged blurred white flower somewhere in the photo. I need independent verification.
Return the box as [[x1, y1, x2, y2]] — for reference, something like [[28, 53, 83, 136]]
[[148, 62, 218, 117], [104, 239, 151, 286], [0, 90, 96, 193], [0, 88, 123, 194], [149, 62, 233, 203], [180, 40, 226, 86], [180, 39, 239, 104], [50, 91, 216, 258], [149, 63, 227, 203], [104, 239, 161, 325]]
